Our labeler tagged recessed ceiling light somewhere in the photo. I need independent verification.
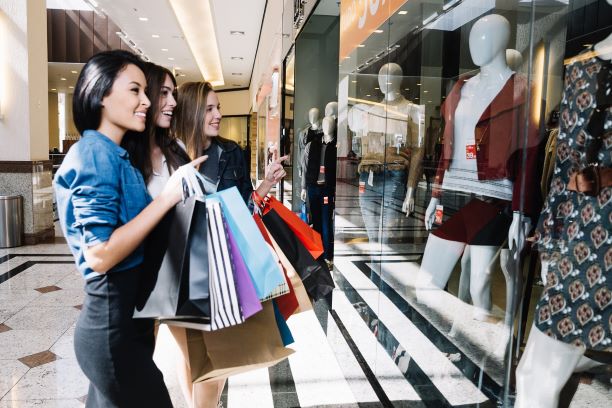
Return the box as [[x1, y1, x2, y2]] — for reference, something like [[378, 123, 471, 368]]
[[139, 17, 148, 21], [358, 44, 365, 48], [175, 66, 181, 70], [71, 70, 78, 74], [417, 83, 421, 86], [60, 77, 66, 81], [168, 57, 175, 60], [51, 88, 56, 91], [424, 90, 429, 93], [398, 10, 408, 15], [386, 82, 392, 85], [374, 29, 383, 33], [69, 86, 74, 89], [230, 31, 245, 36], [366, 94, 371, 97], [231, 56, 244, 60], [428, 100, 432, 103], [351, 80, 357, 83], [232, 73, 242, 76], [161, 48, 168, 51], [404, 88, 409, 90], [151, 34, 160, 38], [374, 87, 379, 90]]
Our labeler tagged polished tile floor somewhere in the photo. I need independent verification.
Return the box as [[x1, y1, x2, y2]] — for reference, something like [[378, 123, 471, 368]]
[[0, 182, 609, 407]]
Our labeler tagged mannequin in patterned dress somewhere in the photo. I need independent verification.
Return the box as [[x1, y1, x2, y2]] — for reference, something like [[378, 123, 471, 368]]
[[515, 24, 612, 408]]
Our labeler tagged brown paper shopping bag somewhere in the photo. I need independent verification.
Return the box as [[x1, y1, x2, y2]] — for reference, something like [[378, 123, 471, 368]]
[[186, 301, 294, 383]]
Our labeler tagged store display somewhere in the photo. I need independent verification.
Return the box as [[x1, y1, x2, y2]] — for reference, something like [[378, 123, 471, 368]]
[[298, 107, 323, 178], [416, 14, 539, 321]]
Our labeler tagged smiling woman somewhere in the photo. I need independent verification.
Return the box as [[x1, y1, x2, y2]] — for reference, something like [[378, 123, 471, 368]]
[[54, 50, 205, 408]]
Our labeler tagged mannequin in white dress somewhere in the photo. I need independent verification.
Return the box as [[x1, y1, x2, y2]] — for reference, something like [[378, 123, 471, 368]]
[[416, 14, 531, 321]]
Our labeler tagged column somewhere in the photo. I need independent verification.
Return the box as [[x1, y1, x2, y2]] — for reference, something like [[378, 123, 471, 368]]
[[0, 0, 54, 244]]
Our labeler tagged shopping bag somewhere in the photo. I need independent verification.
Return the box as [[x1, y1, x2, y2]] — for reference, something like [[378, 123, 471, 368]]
[[299, 202, 309, 224], [135, 195, 210, 320], [268, 231, 312, 316], [273, 300, 294, 346], [206, 197, 244, 330], [185, 301, 294, 383], [211, 187, 285, 299], [223, 215, 262, 319], [262, 209, 335, 301], [263, 195, 323, 259]]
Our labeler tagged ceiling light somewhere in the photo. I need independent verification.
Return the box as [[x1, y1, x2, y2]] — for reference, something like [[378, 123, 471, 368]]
[[170, 0, 224, 86], [230, 30, 245, 35], [168, 57, 175, 60], [583, 43, 593, 47], [374, 30, 383, 33], [428, 100, 432, 103], [374, 87, 379, 90], [366, 94, 371, 97], [351, 80, 357, 83], [161, 48, 168, 51], [139, 17, 148, 21], [51, 88, 56, 91], [180, 74, 186, 77], [175, 66, 181, 70], [231, 56, 243, 60], [60, 77, 66, 81], [69, 86, 74, 89], [232, 73, 242, 76], [152, 34, 160, 38], [398, 10, 408, 15], [404, 88, 409, 90], [70, 70, 78, 74], [232, 83, 241, 86], [424, 90, 429, 93], [417, 83, 421, 86], [358, 44, 365, 47]]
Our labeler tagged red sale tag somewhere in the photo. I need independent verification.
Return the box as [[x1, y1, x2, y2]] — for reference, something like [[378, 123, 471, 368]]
[[359, 181, 365, 194], [434, 205, 444, 225], [465, 144, 477, 159], [320, 165, 325, 173], [323, 196, 329, 204]]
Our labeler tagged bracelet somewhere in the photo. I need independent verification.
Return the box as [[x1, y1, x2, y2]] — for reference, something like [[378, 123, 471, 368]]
[[252, 191, 264, 206]]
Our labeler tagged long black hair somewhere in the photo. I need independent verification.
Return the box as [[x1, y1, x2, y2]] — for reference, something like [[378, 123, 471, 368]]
[[122, 62, 190, 184], [72, 50, 146, 135]]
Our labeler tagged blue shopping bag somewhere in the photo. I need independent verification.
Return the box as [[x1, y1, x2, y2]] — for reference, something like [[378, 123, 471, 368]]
[[299, 203, 309, 224], [210, 187, 285, 300]]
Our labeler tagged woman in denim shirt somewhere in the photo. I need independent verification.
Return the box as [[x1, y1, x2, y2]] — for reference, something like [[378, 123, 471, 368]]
[[54, 50, 205, 407]]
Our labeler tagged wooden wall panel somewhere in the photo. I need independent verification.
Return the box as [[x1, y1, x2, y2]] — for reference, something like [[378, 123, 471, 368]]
[[65, 10, 80, 62], [78, 11, 94, 62], [93, 13, 107, 55], [107, 20, 121, 50], [50, 9, 66, 62]]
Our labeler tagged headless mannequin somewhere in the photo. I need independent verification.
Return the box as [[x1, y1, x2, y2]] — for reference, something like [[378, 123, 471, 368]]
[[417, 15, 531, 321], [298, 108, 322, 178], [301, 118, 335, 201], [325, 102, 338, 120], [514, 21, 612, 408]]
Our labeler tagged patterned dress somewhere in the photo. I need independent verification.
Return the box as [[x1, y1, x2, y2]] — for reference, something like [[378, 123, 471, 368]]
[[533, 49, 612, 352]]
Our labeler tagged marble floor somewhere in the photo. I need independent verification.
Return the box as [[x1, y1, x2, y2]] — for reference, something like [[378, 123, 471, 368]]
[[0, 183, 610, 407]]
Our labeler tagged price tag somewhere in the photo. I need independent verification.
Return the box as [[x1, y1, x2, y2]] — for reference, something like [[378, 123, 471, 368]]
[[434, 205, 444, 225], [359, 181, 366, 194], [465, 144, 477, 159]]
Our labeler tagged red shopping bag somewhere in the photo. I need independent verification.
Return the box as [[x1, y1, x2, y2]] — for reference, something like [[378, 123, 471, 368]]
[[254, 215, 299, 320], [262, 195, 324, 259]]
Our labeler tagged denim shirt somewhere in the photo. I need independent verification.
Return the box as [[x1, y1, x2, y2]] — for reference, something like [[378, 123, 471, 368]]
[[54, 130, 152, 279]]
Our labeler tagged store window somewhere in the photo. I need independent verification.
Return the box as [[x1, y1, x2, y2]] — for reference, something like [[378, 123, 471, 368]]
[[334, 0, 611, 406]]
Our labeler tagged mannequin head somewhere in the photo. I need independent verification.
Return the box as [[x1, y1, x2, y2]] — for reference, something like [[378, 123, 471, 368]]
[[322, 116, 335, 137], [378, 63, 403, 96], [308, 107, 320, 126], [506, 49, 523, 71], [325, 101, 338, 118], [469, 14, 510, 67]]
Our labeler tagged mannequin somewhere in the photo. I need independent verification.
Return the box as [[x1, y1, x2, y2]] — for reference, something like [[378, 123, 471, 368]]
[[350, 62, 425, 243], [325, 101, 338, 120], [515, 15, 612, 407], [505, 49, 523, 72], [298, 108, 323, 178], [416, 14, 538, 321], [300, 117, 337, 262]]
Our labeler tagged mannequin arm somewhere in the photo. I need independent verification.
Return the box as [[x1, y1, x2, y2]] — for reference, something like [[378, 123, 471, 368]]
[[424, 197, 439, 230], [508, 212, 532, 258], [402, 187, 415, 216], [301, 189, 307, 202]]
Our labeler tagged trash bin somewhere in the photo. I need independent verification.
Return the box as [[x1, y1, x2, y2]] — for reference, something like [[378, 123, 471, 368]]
[[0, 195, 23, 248]]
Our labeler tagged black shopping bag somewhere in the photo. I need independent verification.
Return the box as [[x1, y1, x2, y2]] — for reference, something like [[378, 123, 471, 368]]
[[261, 210, 334, 301], [134, 195, 210, 320]]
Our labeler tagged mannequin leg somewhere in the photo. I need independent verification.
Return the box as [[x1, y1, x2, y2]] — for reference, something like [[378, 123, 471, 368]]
[[416, 235, 465, 303], [515, 325, 587, 408], [457, 246, 472, 303], [468, 245, 498, 320], [499, 248, 522, 327]]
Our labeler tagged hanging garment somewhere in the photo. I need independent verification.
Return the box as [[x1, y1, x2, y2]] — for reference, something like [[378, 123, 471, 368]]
[[534, 48, 612, 352]]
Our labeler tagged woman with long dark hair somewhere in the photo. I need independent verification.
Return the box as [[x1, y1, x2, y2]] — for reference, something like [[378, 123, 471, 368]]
[[54, 50, 205, 407]]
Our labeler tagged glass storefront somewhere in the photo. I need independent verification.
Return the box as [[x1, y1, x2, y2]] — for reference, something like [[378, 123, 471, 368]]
[[299, 0, 612, 405]]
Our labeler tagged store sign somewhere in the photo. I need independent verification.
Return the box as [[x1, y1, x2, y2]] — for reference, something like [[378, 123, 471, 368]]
[[340, 0, 408, 60]]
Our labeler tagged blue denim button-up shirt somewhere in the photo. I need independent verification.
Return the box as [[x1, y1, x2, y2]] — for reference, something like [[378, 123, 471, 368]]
[[54, 130, 152, 279]]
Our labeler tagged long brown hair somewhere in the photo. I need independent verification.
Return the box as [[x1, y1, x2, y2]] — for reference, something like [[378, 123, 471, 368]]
[[173, 81, 214, 159], [122, 62, 189, 183]]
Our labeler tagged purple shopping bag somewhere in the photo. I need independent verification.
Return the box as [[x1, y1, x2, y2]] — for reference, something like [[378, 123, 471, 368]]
[[224, 217, 263, 319]]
